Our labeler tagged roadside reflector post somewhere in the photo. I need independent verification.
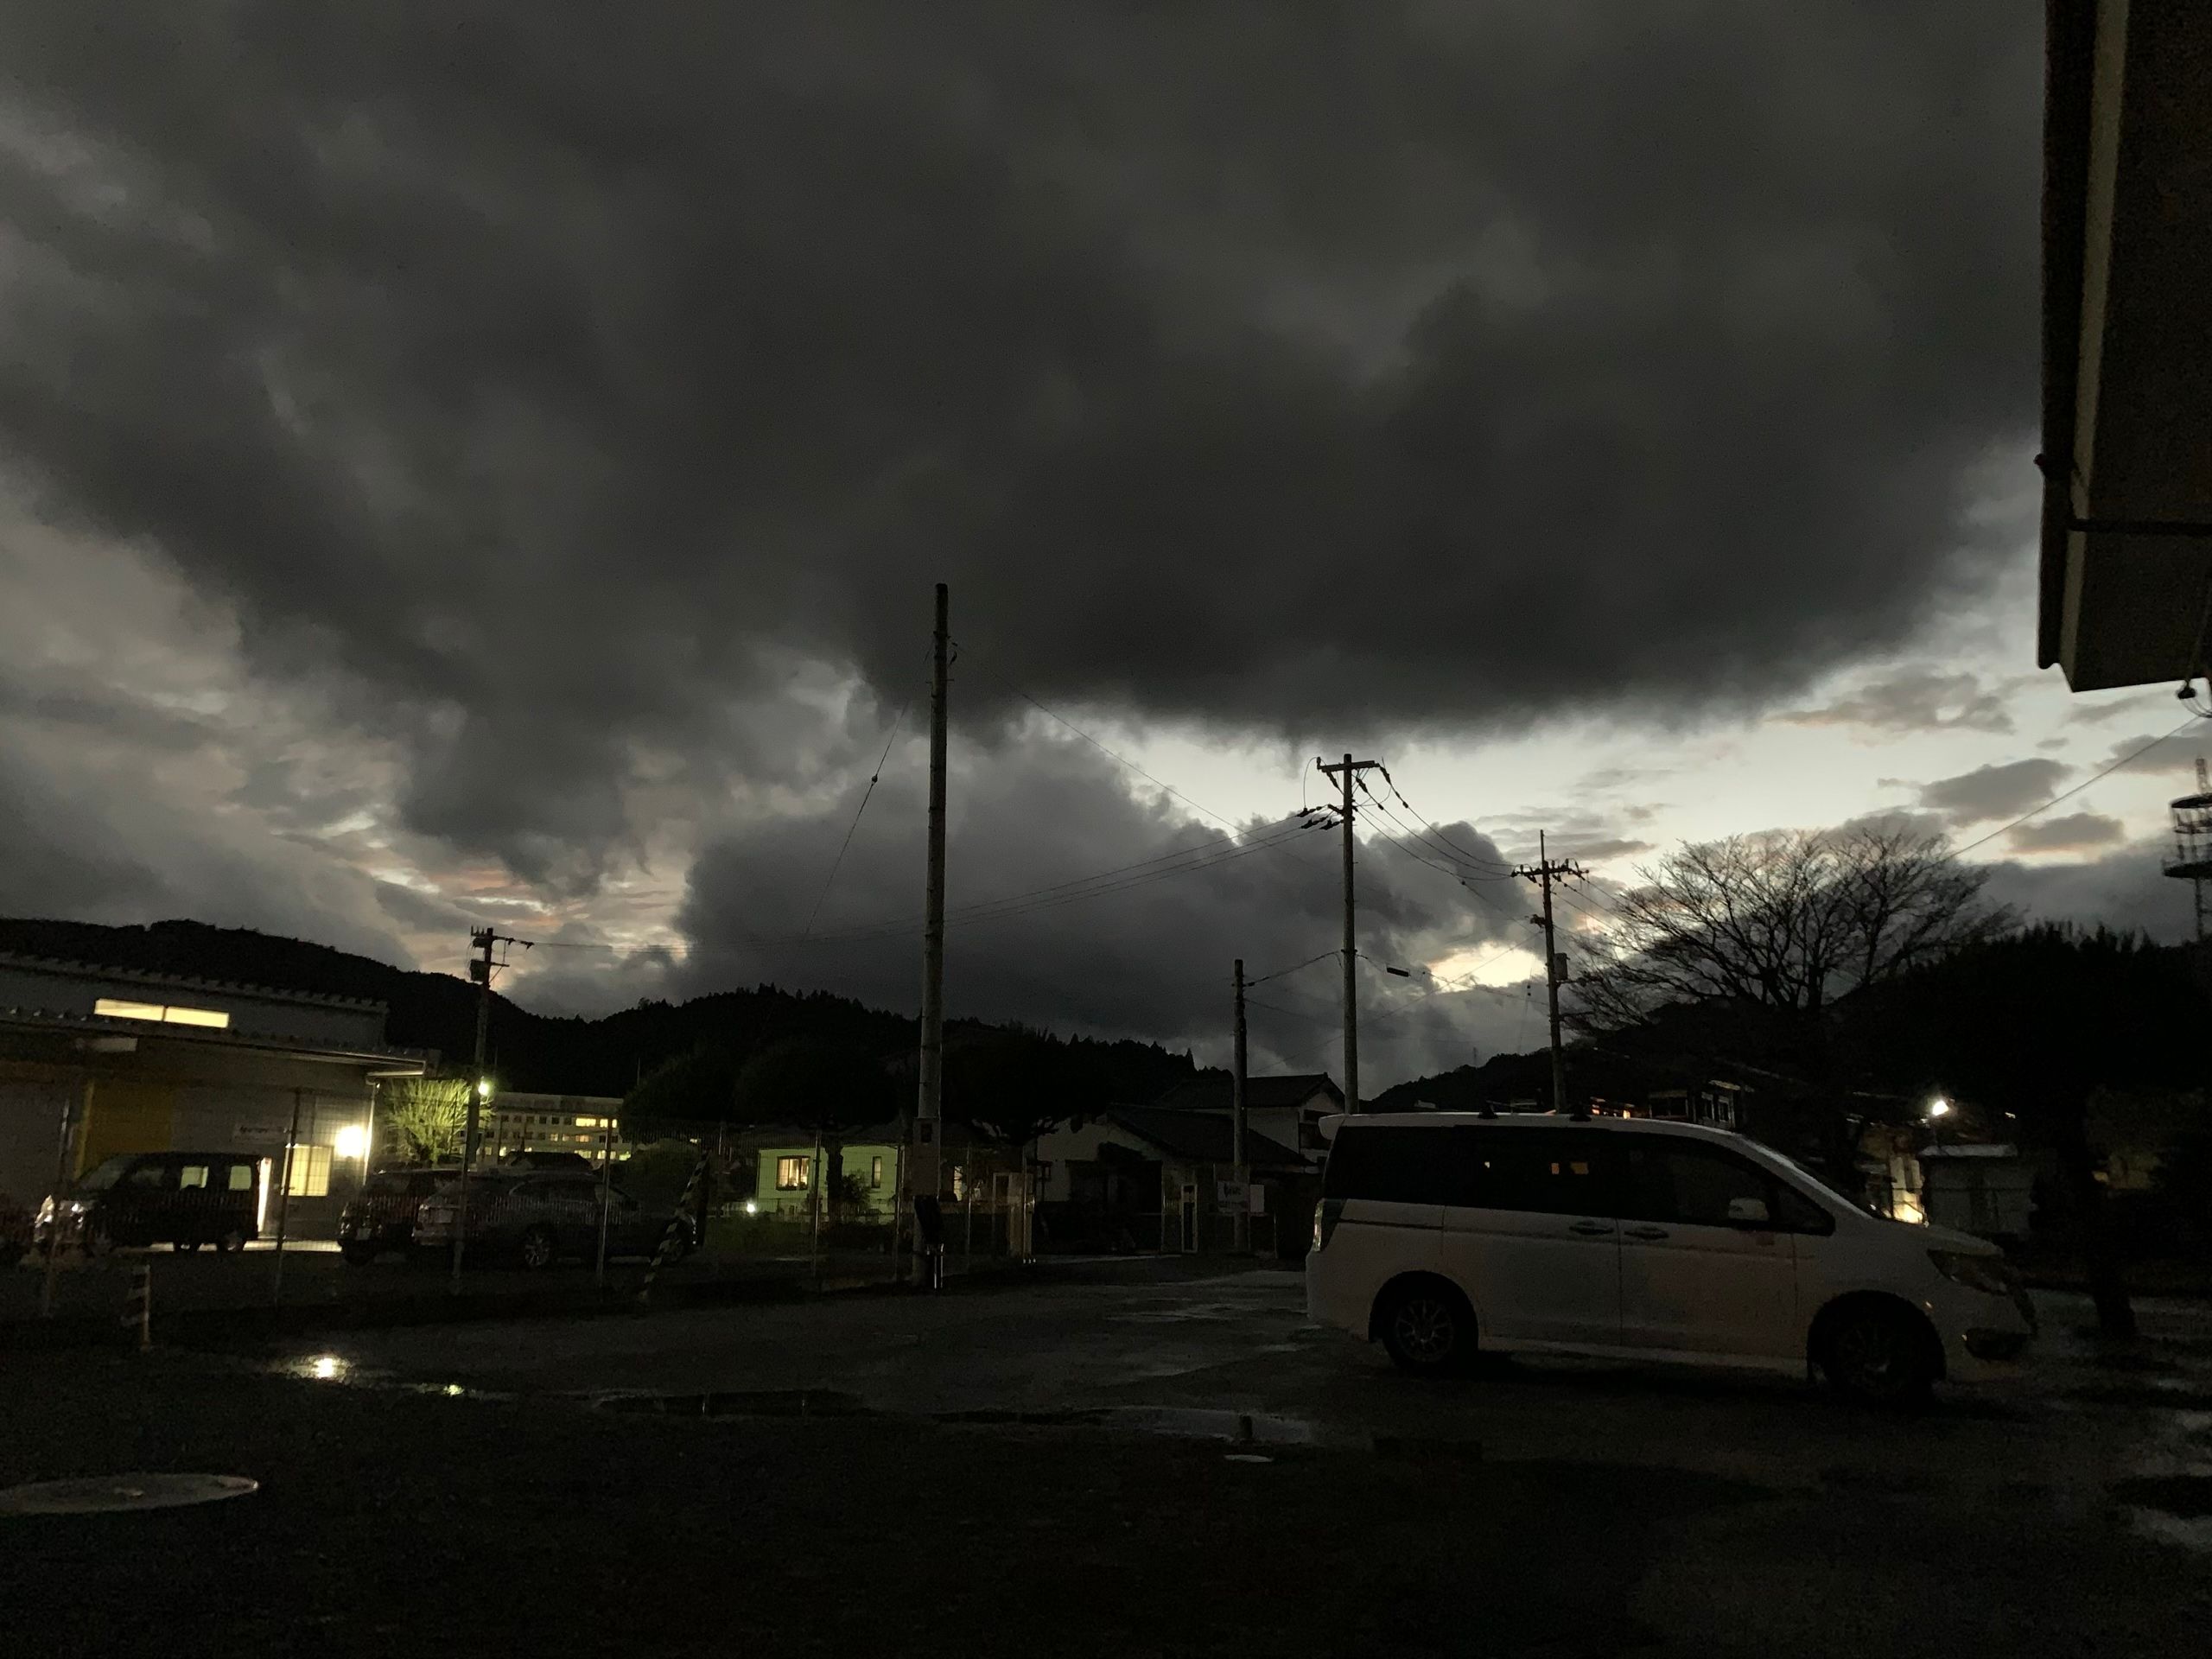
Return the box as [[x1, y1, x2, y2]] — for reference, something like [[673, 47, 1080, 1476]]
[[124, 1262, 151, 1351]]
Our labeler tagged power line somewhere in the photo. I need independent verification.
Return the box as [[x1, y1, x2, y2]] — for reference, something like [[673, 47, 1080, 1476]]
[[952, 640, 1247, 834], [1376, 766, 1516, 874], [1952, 715, 2202, 856], [1246, 949, 1338, 988], [799, 695, 915, 940], [1357, 775, 1510, 882]]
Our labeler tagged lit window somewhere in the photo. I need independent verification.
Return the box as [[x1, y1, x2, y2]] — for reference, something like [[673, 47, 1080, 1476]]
[[282, 1144, 333, 1198], [776, 1156, 810, 1191], [92, 998, 231, 1029], [870, 1156, 885, 1190], [161, 1005, 231, 1028], [93, 999, 165, 1022], [226, 1163, 254, 1192]]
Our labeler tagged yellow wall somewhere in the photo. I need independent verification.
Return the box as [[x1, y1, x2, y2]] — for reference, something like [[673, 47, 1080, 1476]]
[[75, 1079, 175, 1174]]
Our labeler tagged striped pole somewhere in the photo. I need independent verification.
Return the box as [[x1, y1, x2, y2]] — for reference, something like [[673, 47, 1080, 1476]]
[[123, 1262, 151, 1351], [635, 1152, 709, 1307]]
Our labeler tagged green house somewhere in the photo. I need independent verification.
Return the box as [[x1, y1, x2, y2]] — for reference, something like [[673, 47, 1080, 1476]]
[[744, 1135, 902, 1220]]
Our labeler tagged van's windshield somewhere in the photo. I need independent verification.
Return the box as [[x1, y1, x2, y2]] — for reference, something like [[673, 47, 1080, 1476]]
[[74, 1155, 136, 1192]]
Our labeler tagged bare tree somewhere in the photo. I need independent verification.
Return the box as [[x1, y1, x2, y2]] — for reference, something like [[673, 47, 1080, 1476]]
[[379, 1076, 470, 1164], [1572, 825, 2007, 1040]]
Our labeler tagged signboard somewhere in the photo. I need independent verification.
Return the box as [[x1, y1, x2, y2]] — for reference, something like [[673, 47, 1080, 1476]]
[[232, 1123, 286, 1146], [1248, 1185, 1267, 1216], [1216, 1179, 1249, 1208]]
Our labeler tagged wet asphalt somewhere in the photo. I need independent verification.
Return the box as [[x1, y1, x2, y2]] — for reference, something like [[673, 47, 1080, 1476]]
[[3, 1262, 2207, 1656]]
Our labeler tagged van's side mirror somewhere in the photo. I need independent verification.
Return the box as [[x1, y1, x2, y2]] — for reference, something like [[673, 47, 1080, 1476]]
[[1726, 1197, 1770, 1225]]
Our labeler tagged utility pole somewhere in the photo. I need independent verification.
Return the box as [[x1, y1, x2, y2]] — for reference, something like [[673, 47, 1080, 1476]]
[[1515, 832, 1586, 1116], [450, 926, 502, 1287], [913, 582, 950, 1282], [1231, 957, 1248, 1254], [1317, 754, 1382, 1112]]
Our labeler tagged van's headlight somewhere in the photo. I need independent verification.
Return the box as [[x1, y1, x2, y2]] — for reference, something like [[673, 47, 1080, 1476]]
[[1930, 1249, 2018, 1296], [36, 1197, 54, 1224]]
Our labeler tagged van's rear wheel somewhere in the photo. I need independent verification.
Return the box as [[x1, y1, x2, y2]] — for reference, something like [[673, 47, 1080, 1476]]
[[1378, 1280, 1474, 1376]]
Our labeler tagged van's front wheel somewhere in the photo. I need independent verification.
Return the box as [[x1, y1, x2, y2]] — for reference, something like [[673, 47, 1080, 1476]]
[[1378, 1279, 1474, 1376], [1821, 1301, 1936, 1407]]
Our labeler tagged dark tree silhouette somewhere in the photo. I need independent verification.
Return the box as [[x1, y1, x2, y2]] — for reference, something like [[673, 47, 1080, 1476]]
[[1847, 925, 2205, 1338]]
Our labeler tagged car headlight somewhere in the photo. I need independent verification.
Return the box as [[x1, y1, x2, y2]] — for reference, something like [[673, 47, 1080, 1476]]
[[1930, 1249, 2018, 1297], [36, 1198, 54, 1224]]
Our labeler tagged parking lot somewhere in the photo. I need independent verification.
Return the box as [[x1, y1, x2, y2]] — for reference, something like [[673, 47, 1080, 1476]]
[[4, 1262, 2208, 1656]]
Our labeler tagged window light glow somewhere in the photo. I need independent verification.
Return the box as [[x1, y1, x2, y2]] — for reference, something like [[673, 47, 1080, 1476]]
[[93, 998, 232, 1029]]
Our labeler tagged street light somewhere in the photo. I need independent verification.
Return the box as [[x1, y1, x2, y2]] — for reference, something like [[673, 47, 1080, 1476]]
[[476, 1078, 493, 1100], [1927, 1096, 1951, 1119], [333, 1124, 370, 1160]]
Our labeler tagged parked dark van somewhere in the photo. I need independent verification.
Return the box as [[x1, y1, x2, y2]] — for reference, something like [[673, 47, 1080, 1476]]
[[37, 1152, 264, 1255]]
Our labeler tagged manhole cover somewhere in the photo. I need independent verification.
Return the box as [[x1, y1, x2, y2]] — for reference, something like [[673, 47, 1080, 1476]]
[[0, 1474, 258, 1516]]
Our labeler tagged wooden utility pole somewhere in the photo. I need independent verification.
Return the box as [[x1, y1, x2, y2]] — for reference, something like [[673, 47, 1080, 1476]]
[[38, 1076, 91, 1319], [1231, 957, 1248, 1254], [1515, 832, 1586, 1116], [450, 926, 501, 1287], [913, 582, 950, 1281], [1317, 754, 1382, 1112], [270, 1087, 304, 1306]]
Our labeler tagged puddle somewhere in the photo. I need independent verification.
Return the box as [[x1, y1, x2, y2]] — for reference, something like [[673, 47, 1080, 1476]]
[[2087, 1351, 2183, 1375], [2063, 1385, 2212, 1412], [597, 1389, 873, 1419], [2113, 1475, 2212, 1519], [1818, 1465, 1937, 1494], [0, 1474, 258, 1516], [1372, 1436, 1484, 1463], [1086, 1407, 1313, 1445], [590, 1393, 1318, 1446]]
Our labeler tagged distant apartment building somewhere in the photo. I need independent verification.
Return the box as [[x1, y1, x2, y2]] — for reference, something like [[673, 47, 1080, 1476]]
[[486, 1093, 629, 1165]]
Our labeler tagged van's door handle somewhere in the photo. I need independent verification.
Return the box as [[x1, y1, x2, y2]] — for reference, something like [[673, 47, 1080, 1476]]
[[1624, 1226, 1669, 1241], [1567, 1221, 1612, 1236]]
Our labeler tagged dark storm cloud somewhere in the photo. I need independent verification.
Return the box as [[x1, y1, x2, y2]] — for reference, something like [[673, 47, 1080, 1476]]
[[671, 732, 1520, 1079], [1777, 669, 2018, 736], [2005, 812, 2125, 855], [1911, 759, 2070, 829], [0, 733, 425, 963], [1980, 837, 2196, 945], [2101, 733, 2210, 778], [0, 3, 2039, 882]]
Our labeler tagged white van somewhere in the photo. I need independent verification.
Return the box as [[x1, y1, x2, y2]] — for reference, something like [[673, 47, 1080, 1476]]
[[1306, 1112, 2035, 1403]]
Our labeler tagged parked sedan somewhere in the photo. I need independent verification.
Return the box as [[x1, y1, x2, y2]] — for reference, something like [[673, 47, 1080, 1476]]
[[336, 1166, 459, 1264], [411, 1171, 696, 1270]]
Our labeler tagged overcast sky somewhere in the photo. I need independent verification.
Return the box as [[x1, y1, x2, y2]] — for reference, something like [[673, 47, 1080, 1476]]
[[2, 4, 2204, 1090]]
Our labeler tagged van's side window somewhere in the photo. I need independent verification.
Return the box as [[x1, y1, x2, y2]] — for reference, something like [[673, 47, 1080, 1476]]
[[123, 1163, 170, 1190], [226, 1163, 256, 1192], [178, 1165, 211, 1190], [1321, 1128, 1455, 1205], [1618, 1137, 1832, 1232], [1452, 1129, 1611, 1215]]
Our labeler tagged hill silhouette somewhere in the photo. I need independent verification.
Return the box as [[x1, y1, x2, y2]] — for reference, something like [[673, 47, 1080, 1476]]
[[0, 917, 1208, 1108]]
